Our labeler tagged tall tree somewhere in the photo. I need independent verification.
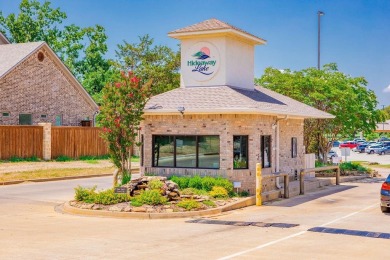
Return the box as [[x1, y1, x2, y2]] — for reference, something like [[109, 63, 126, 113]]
[[115, 35, 180, 95], [0, 0, 111, 101], [100, 72, 152, 185], [256, 63, 384, 162]]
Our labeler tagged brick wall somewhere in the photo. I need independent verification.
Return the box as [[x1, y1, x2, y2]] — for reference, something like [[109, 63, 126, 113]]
[[0, 48, 96, 126], [140, 114, 304, 194]]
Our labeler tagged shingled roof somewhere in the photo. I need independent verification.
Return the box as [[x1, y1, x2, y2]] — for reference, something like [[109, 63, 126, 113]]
[[0, 41, 98, 110], [144, 86, 334, 119], [168, 18, 266, 44], [0, 42, 44, 78]]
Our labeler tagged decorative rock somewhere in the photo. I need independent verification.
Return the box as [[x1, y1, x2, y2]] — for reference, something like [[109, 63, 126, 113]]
[[123, 206, 132, 212], [109, 205, 122, 212], [132, 207, 147, 212], [163, 205, 171, 209], [81, 204, 94, 209], [181, 195, 192, 198], [92, 204, 102, 210], [165, 209, 174, 213], [146, 208, 155, 213], [70, 201, 77, 206]]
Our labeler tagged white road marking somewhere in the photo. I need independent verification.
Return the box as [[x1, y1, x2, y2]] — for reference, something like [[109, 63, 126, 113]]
[[218, 202, 378, 260]]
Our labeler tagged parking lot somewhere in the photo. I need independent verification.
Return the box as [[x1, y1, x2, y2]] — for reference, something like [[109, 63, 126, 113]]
[[332, 147, 390, 165]]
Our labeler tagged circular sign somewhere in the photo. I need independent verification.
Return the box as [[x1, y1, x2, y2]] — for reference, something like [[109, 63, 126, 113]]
[[184, 41, 220, 82]]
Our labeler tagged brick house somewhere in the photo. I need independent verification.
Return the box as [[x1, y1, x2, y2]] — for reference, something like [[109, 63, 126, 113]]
[[0, 33, 98, 126], [139, 19, 334, 194]]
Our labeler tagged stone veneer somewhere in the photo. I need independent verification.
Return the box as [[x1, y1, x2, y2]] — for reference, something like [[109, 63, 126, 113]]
[[0, 48, 96, 126], [141, 114, 305, 194]]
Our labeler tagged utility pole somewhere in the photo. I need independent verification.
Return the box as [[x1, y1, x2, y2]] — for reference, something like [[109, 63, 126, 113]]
[[317, 11, 325, 70]]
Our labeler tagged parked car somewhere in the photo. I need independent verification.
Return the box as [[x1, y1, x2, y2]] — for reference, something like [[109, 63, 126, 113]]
[[355, 144, 368, 153], [365, 144, 384, 154], [327, 150, 337, 159], [379, 136, 390, 142], [353, 138, 366, 143], [380, 174, 390, 213], [339, 141, 358, 149], [376, 146, 390, 155], [331, 140, 340, 147]]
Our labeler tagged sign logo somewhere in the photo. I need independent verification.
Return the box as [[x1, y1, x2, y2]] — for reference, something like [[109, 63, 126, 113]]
[[185, 42, 220, 82]]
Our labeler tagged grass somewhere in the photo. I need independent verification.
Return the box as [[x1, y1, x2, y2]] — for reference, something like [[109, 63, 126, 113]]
[[0, 167, 115, 182]]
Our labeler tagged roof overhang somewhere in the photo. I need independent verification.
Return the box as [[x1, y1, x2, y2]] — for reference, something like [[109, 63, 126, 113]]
[[0, 32, 10, 44], [168, 29, 267, 45], [144, 108, 335, 119]]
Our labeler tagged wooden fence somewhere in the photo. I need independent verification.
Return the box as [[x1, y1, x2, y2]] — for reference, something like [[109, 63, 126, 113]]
[[51, 127, 108, 159], [0, 126, 43, 159]]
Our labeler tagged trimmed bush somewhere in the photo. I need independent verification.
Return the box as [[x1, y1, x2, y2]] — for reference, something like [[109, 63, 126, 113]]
[[148, 179, 164, 190], [201, 176, 216, 191], [56, 155, 72, 162], [177, 199, 201, 210], [74, 185, 96, 203], [169, 176, 190, 189], [202, 200, 216, 207], [181, 188, 208, 196], [188, 175, 202, 189], [214, 177, 233, 193], [133, 190, 167, 205], [74, 186, 131, 205], [209, 186, 228, 199]]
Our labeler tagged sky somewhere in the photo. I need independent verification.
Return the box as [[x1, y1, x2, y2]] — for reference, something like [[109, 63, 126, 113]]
[[1, 0, 389, 106]]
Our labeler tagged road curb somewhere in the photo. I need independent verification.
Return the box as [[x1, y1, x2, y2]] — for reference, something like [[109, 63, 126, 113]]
[[61, 196, 256, 219], [0, 168, 140, 186]]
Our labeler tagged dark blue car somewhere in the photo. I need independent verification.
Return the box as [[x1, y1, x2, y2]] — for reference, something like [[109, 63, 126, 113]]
[[376, 146, 390, 155], [381, 174, 390, 213]]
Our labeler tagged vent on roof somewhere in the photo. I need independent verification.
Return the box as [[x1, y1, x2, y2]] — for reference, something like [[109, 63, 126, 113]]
[[37, 52, 44, 62]]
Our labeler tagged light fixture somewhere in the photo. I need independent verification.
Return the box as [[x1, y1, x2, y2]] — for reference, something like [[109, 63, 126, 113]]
[[177, 106, 185, 115]]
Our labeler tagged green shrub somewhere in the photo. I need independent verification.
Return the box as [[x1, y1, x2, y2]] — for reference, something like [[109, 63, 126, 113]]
[[202, 200, 216, 207], [121, 172, 131, 185], [169, 176, 190, 189], [56, 155, 72, 162], [74, 185, 96, 203], [181, 188, 208, 196], [188, 175, 202, 189], [238, 190, 250, 197], [214, 177, 233, 193], [340, 162, 369, 172], [74, 186, 131, 205], [209, 186, 228, 199], [9, 156, 40, 162], [201, 176, 216, 191], [131, 199, 143, 207], [133, 190, 167, 205], [79, 155, 109, 160], [148, 179, 164, 190], [177, 199, 201, 210], [93, 189, 131, 205]]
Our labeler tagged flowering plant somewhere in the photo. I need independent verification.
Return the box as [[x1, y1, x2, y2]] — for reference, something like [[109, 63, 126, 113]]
[[100, 71, 152, 184]]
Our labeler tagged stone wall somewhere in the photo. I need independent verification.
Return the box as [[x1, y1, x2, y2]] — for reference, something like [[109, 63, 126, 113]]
[[140, 114, 304, 194], [0, 47, 96, 126]]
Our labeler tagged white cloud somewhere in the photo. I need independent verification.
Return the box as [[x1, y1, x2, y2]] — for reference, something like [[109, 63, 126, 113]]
[[384, 84, 390, 93]]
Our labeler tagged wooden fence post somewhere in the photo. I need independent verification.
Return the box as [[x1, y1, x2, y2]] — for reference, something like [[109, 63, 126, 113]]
[[38, 123, 52, 160]]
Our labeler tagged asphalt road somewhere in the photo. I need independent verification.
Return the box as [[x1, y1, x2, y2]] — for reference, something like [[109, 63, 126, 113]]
[[0, 176, 389, 259]]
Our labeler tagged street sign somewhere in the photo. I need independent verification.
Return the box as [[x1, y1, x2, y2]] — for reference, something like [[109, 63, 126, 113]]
[[340, 148, 350, 156], [114, 187, 128, 193]]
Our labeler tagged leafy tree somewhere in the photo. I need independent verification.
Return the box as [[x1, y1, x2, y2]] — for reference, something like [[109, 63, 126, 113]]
[[256, 63, 384, 162], [383, 105, 390, 120], [99, 71, 152, 185], [115, 34, 180, 95], [0, 0, 111, 100]]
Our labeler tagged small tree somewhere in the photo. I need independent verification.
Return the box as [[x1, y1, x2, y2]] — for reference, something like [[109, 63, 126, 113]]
[[100, 71, 151, 185]]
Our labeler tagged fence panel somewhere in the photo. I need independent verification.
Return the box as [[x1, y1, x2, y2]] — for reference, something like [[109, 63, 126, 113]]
[[51, 127, 108, 159], [0, 126, 43, 159]]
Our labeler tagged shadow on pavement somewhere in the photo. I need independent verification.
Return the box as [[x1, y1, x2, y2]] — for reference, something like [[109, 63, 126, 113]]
[[265, 185, 357, 207]]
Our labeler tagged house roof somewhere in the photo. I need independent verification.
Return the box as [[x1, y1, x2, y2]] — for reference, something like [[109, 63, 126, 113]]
[[0, 42, 44, 78], [0, 32, 10, 44], [144, 86, 334, 119], [168, 18, 266, 45], [0, 41, 98, 110]]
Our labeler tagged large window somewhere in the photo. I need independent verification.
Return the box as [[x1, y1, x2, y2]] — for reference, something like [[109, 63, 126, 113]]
[[19, 114, 32, 125], [233, 136, 248, 169], [153, 135, 220, 169], [261, 135, 271, 168]]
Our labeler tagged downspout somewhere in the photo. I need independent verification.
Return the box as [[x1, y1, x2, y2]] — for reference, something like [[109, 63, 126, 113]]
[[275, 115, 288, 189]]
